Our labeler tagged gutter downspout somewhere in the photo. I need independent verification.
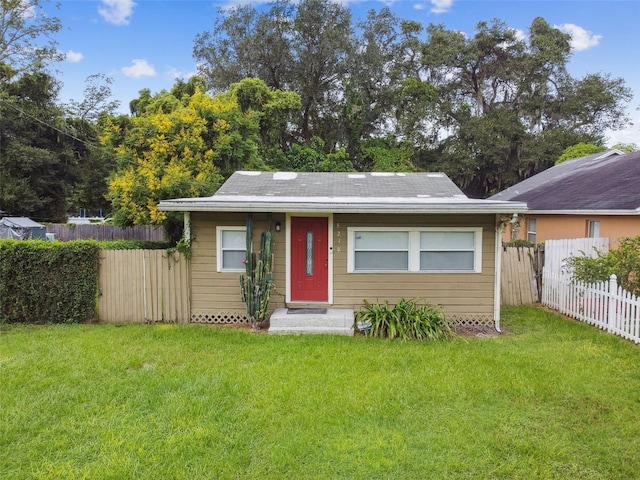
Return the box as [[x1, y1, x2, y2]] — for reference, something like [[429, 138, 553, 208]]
[[494, 214, 504, 333], [184, 211, 191, 246]]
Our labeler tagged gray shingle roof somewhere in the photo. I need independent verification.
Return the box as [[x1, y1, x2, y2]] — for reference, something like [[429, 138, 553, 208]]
[[159, 171, 527, 214], [217, 171, 464, 198], [489, 150, 640, 212]]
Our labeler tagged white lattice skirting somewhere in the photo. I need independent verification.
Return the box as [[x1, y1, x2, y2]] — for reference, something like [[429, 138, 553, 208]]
[[448, 314, 495, 328], [191, 311, 251, 325], [190, 311, 495, 329]]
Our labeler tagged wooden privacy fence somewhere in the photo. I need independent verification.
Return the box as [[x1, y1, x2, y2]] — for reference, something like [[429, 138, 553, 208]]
[[99, 250, 190, 323], [542, 272, 640, 344], [501, 246, 537, 305], [48, 224, 166, 242]]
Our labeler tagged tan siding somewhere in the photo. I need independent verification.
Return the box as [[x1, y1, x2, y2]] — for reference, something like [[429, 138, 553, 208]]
[[189, 211, 497, 325], [190, 212, 286, 320], [507, 214, 640, 248], [332, 214, 496, 320]]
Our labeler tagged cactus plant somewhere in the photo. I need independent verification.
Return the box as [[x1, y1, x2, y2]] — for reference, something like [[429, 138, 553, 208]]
[[240, 213, 275, 330]]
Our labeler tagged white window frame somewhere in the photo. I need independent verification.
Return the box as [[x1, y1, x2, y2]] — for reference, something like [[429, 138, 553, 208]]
[[587, 220, 600, 238], [216, 226, 247, 272], [347, 227, 482, 273], [527, 218, 537, 244]]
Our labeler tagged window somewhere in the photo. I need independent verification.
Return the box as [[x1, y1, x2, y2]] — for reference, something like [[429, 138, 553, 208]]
[[216, 227, 246, 272], [348, 227, 481, 273], [420, 231, 476, 271], [527, 218, 537, 244], [587, 220, 600, 238], [353, 231, 409, 271]]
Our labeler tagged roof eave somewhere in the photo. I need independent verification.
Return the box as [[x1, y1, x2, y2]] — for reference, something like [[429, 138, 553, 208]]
[[523, 209, 640, 215], [158, 200, 528, 215]]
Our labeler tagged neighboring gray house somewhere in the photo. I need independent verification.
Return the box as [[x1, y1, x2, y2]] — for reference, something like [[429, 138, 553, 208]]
[[489, 149, 640, 246], [0, 217, 47, 240]]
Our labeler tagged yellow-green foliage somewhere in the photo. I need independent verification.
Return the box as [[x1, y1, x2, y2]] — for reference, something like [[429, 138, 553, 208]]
[[102, 82, 292, 226]]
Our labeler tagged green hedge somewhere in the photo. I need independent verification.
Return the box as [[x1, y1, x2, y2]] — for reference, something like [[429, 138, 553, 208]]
[[0, 240, 100, 324], [99, 240, 172, 250]]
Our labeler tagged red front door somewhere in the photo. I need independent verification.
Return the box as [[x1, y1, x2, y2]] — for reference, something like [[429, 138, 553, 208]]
[[291, 216, 329, 302]]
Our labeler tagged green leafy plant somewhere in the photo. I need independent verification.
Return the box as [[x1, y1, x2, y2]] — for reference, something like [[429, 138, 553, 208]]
[[355, 298, 452, 341], [240, 213, 275, 331], [99, 240, 172, 250], [504, 239, 535, 248], [567, 236, 640, 294], [0, 240, 100, 324]]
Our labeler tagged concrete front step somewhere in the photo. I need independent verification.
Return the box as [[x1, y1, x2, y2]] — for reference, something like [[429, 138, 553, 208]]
[[268, 308, 354, 336]]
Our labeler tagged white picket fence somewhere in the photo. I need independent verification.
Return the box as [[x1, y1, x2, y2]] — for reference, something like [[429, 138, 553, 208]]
[[541, 236, 639, 344], [542, 272, 640, 344]]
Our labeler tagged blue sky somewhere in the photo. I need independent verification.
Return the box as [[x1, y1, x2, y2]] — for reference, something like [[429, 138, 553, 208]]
[[46, 0, 640, 146]]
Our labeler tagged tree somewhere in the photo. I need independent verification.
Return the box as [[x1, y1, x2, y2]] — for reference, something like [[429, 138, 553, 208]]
[[266, 136, 352, 172], [0, 0, 62, 71], [417, 17, 631, 197], [65, 73, 120, 122], [0, 68, 78, 222], [102, 78, 300, 228], [194, 0, 353, 147], [194, 9, 632, 192], [612, 143, 637, 153], [556, 143, 606, 164]]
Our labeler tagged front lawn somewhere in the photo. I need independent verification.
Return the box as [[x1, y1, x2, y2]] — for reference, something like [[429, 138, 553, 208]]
[[2, 305, 640, 479]]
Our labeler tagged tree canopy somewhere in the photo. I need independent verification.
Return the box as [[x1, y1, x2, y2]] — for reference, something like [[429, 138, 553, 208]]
[[101, 78, 300, 227], [0, 0, 62, 71], [194, 2, 632, 197], [0, 0, 634, 230]]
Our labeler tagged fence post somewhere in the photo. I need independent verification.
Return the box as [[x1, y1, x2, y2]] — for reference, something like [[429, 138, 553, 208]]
[[607, 274, 617, 333]]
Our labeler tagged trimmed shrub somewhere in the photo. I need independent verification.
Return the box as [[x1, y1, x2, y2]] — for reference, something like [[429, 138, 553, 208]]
[[99, 240, 172, 250], [0, 240, 100, 323], [355, 298, 453, 341]]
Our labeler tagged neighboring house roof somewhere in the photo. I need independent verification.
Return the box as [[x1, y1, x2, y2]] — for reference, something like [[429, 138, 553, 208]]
[[158, 171, 527, 215], [489, 149, 640, 214], [0, 217, 45, 228], [0, 217, 46, 240]]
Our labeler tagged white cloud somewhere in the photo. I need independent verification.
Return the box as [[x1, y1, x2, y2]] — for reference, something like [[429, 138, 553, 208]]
[[514, 29, 527, 42], [430, 0, 453, 14], [99, 0, 136, 26], [65, 50, 84, 63], [606, 113, 639, 148], [121, 59, 156, 78], [166, 67, 197, 81], [18, 0, 36, 20], [556, 23, 602, 51], [414, 3, 425, 10]]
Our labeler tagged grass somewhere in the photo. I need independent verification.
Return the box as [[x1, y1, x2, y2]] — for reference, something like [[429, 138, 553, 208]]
[[2, 305, 640, 479]]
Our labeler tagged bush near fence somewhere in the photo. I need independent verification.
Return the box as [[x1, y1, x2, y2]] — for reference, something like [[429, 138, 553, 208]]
[[47, 224, 165, 242], [0, 240, 100, 324]]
